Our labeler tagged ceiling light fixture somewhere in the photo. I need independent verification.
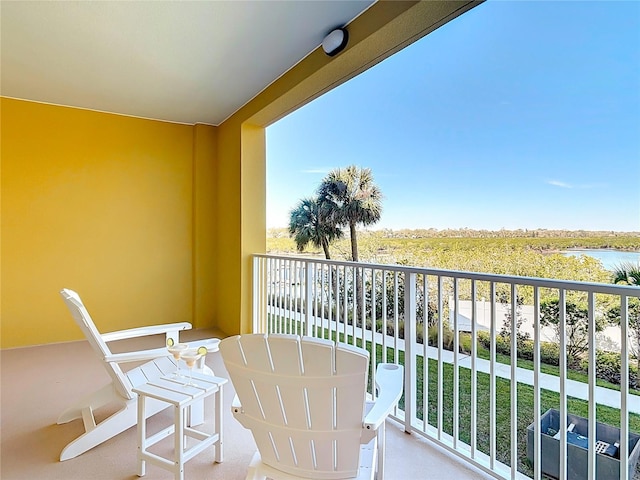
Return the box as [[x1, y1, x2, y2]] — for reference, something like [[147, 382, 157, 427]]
[[322, 27, 348, 57]]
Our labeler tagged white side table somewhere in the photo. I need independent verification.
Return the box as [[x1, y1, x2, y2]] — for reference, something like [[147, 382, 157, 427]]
[[133, 372, 227, 480]]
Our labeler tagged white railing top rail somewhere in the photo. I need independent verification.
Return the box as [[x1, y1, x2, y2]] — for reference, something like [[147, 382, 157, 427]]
[[255, 253, 640, 297]]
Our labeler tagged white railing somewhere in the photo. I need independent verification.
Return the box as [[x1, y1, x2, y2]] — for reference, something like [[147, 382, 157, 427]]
[[252, 254, 640, 480]]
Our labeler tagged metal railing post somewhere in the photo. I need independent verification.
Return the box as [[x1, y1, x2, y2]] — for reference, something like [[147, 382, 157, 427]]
[[305, 262, 313, 337], [404, 271, 416, 433], [252, 256, 261, 333]]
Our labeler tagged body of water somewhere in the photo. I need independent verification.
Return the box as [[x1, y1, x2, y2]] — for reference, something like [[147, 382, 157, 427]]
[[562, 249, 640, 271]]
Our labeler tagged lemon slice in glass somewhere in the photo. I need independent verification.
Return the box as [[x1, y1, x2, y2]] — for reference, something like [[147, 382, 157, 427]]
[[166, 337, 175, 347], [197, 346, 208, 356]]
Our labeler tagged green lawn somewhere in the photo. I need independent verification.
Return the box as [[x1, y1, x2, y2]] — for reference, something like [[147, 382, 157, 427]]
[[416, 355, 640, 476]]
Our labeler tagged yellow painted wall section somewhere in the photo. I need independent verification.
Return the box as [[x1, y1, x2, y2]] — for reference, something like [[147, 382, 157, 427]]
[[1, 98, 196, 347], [213, 121, 242, 335], [240, 124, 266, 333], [213, 122, 265, 336], [192, 124, 218, 329]]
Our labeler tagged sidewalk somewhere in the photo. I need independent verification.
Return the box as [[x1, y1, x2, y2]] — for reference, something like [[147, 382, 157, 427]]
[[267, 307, 640, 413], [428, 346, 640, 414]]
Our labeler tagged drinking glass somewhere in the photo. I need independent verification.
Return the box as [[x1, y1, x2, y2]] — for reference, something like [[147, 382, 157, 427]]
[[167, 341, 189, 378], [181, 349, 203, 387]]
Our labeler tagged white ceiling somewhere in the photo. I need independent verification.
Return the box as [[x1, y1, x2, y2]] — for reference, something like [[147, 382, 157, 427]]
[[0, 1, 374, 125]]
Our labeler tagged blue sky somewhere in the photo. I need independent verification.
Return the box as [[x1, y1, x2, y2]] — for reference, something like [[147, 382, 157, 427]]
[[266, 1, 640, 232]]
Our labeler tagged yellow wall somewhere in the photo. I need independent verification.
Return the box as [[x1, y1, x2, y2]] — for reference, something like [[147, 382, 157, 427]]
[[0, 98, 216, 347], [1, 1, 478, 347], [192, 124, 218, 330]]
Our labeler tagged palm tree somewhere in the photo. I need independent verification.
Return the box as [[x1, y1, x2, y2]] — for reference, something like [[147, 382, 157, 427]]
[[317, 165, 383, 262], [288, 197, 342, 259], [317, 166, 382, 327], [609, 261, 640, 384], [612, 261, 640, 286]]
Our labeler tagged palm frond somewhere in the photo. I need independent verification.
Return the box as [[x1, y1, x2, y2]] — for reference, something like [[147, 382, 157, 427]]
[[316, 164, 383, 260], [288, 196, 342, 258], [612, 261, 640, 286]]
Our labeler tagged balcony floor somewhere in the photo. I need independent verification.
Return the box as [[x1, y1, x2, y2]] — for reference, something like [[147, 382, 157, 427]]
[[1, 329, 492, 480]]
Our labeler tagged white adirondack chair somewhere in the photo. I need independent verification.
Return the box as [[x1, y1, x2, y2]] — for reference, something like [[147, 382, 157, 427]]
[[57, 288, 220, 461], [220, 334, 404, 480]]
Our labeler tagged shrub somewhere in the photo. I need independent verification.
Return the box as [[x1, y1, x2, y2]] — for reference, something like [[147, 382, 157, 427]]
[[578, 351, 640, 389], [476, 331, 560, 366], [586, 351, 622, 385], [540, 342, 560, 366], [495, 335, 511, 357], [517, 339, 534, 361], [477, 331, 491, 349], [539, 298, 606, 367], [476, 330, 513, 356], [459, 333, 473, 355], [427, 325, 455, 351], [390, 320, 403, 339]]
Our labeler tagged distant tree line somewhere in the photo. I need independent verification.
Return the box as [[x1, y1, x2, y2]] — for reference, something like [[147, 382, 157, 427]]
[[268, 230, 640, 255], [368, 228, 640, 239]]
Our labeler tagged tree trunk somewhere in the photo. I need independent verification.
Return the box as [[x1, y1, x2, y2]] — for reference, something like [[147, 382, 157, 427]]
[[321, 237, 331, 259], [349, 222, 358, 262], [349, 222, 364, 326]]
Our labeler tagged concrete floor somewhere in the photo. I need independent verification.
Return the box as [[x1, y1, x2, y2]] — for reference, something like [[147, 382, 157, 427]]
[[0, 329, 493, 480]]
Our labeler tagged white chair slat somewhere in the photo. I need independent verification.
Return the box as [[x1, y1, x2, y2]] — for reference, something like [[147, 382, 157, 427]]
[[153, 356, 176, 376], [270, 431, 297, 469], [301, 337, 334, 375], [254, 429, 279, 467], [228, 370, 266, 422], [312, 437, 335, 472], [336, 344, 369, 375], [306, 385, 335, 431], [336, 386, 367, 430], [226, 372, 266, 425], [126, 366, 149, 389], [276, 384, 307, 429], [239, 334, 273, 372], [300, 339, 336, 431], [267, 335, 309, 429], [218, 336, 266, 422], [217, 335, 245, 366], [233, 335, 284, 425], [229, 336, 283, 424], [290, 437, 314, 472], [269, 335, 303, 375], [336, 434, 364, 474], [251, 378, 282, 425], [139, 360, 163, 383], [335, 345, 368, 430]]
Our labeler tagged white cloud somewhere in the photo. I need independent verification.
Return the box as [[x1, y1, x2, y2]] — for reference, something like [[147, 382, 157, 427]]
[[546, 179, 608, 190], [301, 168, 330, 174], [547, 180, 572, 188]]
